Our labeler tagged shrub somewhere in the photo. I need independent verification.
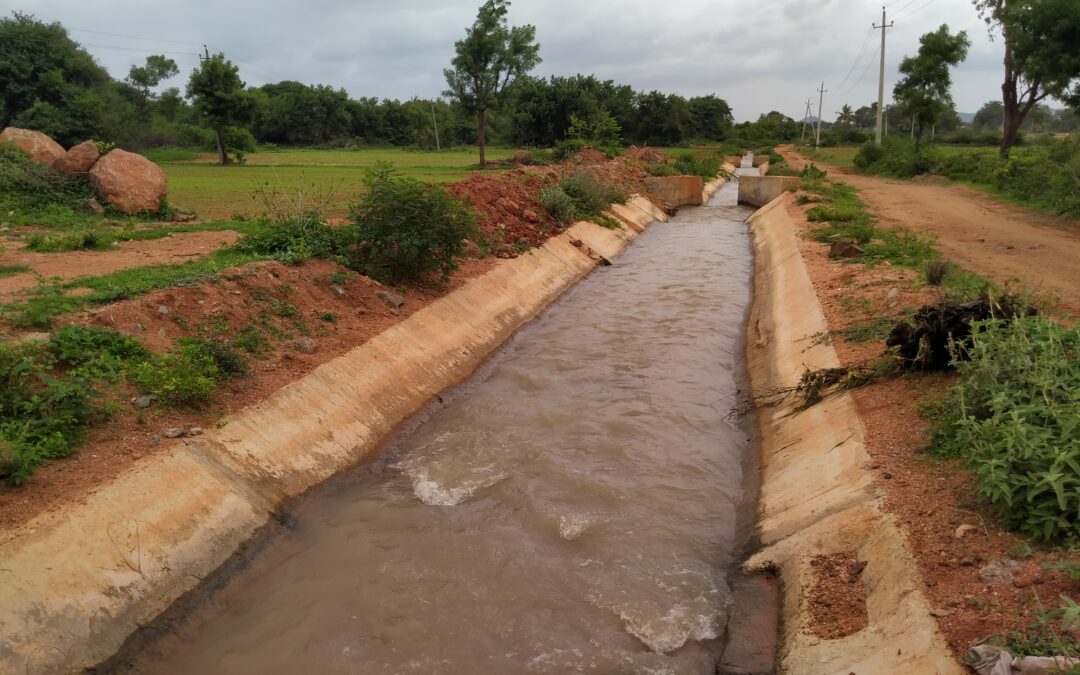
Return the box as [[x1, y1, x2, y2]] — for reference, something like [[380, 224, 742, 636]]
[[673, 151, 725, 180], [806, 204, 861, 223], [347, 164, 476, 282], [539, 185, 576, 225], [646, 162, 680, 177], [129, 339, 234, 406], [932, 316, 1080, 543], [236, 214, 340, 265], [552, 138, 588, 161], [177, 336, 247, 377], [853, 141, 886, 171], [48, 325, 148, 380], [25, 227, 118, 253], [0, 341, 98, 485], [560, 171, 626, 218]]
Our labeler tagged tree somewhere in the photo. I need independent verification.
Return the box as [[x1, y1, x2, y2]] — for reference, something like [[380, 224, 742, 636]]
[[893, 25, 970, 144], [444, 0, 540, 167], [686, 95, 733, 141], [187, 53, 255, 165], [126, 54, 178, 121], [974, 0, 1080, 157], [0, 12, 115, 145], [835, 104, 855, 127], [973, 99, 1005, 130]]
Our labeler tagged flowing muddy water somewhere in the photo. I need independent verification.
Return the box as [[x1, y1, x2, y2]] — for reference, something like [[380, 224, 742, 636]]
[[114, 176, 758, 674]]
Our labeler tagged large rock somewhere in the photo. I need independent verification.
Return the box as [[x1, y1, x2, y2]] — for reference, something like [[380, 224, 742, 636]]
[[50, 140, 101, 176], [0, 127, 65, 165], [89, 149, 167, 214]]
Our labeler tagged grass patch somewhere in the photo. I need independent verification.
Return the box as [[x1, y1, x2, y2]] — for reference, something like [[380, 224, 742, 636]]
[[0, 264, 30, 277], [1, 249, 264, 328]]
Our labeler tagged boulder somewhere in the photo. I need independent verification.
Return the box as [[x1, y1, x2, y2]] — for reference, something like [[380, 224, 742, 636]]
[[89, 149, 167, 214], [50, 140, 101, 176], [0, 127, 65, 165], [829, 237, 864, 259]]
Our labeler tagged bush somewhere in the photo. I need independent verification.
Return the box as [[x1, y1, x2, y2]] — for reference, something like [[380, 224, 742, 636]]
[[932, 316, 1080, 543], [558, 171, 627, 220], [347, 164, 476, 282], [673, 151, 725, 180], [128, 341, 222, 406], [48, 325, 148, 380], [25, 227, 117, 253], [539, 185, 576, 225], [924, 259, 950, 286], [0, 341, 98, 485], [853, 142, 886, 170], [236, 214, 340, 265]]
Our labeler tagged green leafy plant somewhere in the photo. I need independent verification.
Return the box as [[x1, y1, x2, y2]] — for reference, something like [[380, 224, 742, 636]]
[[931, 316, 1080, 543], [0, 341, 100, 485], [539, 185, 575, 225], [346, 164, 476, 282], [924, 259, 950, 286], [48, 325, 148, 381]]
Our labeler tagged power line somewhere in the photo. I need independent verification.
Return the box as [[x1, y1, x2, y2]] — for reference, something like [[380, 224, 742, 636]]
[[835, 27, 875, 93], [79, 42, 202, 57], [68, 27, 203, 48], [895, 0, 937, 21], [890, 0, 920, 15]]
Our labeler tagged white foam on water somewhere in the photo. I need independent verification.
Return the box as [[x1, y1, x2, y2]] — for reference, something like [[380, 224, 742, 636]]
[[587, 591, 722, 654], [558, 513, 595, 540], [403, 466, 507, 506]]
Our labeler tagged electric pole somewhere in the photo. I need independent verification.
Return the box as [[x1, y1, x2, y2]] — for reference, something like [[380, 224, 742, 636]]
[[801, 99, 813, 143], [431, 100, 441, 151], [874, 6, 894, 145], [815, 82, 827, 148]]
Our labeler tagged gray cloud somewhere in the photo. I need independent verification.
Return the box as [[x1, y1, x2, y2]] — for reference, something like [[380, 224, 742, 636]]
[[23, 0, 1015, 121]]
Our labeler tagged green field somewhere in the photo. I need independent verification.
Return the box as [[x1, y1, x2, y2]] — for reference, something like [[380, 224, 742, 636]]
[[160, 147, 516, 219]]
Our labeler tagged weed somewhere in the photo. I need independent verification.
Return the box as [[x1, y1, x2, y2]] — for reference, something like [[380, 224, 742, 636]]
[[319, 311, 339, 323], [233, 324, 269, 353], [48, 325, 148, 381], [25, 228, 117, 252], [930, 316, 1080, 543], [128, 341, 224, 407], [539, 185, 576, 225], [177, 336, 247, 377], [924, 259, 951, 286]]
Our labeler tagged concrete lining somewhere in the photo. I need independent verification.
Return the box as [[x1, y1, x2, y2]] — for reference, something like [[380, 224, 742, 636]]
[[743, 197, 962, 674], [738, 176, 800, 207], [0, 197, 664, 674], [643, 175, 704, 207]]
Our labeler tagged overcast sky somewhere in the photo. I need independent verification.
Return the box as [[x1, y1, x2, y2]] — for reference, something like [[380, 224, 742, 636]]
[[20, 0, 1010, 121]]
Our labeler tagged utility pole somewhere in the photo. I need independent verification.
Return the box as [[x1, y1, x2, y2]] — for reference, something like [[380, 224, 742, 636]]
[[203, 44, 210, 60], [815, 81, 827, 147], [874, 6, 894, 145], [801, 99, 813, 143], [431, 100, 441, 151]]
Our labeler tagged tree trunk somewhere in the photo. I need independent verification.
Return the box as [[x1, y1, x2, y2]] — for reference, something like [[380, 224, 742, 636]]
[[215, 128, 227, 166], [477, 108, 487, 168]]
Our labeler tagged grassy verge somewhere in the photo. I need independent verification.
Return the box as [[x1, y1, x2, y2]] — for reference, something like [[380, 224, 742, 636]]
[[1, 249, 266, 328]]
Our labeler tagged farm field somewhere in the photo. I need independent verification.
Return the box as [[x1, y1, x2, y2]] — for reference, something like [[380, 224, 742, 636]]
[[158, 146, 517, 219]]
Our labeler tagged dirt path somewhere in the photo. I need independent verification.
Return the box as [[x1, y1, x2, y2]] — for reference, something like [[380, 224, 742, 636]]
[[778, 145, 1080, 315], [0, 230, 242, 303]]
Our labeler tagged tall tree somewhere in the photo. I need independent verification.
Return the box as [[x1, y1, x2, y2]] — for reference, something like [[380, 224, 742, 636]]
[[973, 99, 1005, 130], [444, 0, 540, 167], [835, 104, 855, 126], [893, 25, 970, 144], [973, 0, 1080, 157], [186, 53, 255, 165], [126, 54, 178, 121]]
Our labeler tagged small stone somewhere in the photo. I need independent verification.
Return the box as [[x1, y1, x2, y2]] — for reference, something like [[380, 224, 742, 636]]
[[376, 290, 405, 309], [954, 524, 978, 539], [81, 197, 105, 215], [959, 557, 976, 567], [979, 561, 1015, 586], [188, 427, 204, 436], [829, 237, 864, 259], [522, 209, 540, 223], [149, 436, 160, 447], [930, 608, 955, 618], [570, 238, 583, 248], [885, 287, 901, 306], [157, 304, 170, 316], [882, 471, 893, 479], [292, 336, 317, 354], [330, 285, 347, 298], [163, 427, 186, 439], [21, 332, 51, 344], [132, 394, 157, 409]]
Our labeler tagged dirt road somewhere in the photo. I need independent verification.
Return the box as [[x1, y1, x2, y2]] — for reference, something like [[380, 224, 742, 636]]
[[778, 146, 1080, 315]]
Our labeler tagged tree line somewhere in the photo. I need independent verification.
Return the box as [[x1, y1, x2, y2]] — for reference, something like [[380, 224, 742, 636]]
[[0, 10, 735, 165]]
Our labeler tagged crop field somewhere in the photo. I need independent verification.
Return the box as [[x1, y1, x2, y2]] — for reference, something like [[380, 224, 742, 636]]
[[158, 146, 516, 219]]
